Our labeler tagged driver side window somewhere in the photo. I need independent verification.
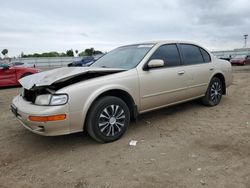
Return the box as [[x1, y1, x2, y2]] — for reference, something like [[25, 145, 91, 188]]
[[149, 44, 181, 67]]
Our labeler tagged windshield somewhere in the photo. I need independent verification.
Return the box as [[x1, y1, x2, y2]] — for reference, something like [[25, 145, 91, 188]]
[[91, 44, 154, 69]]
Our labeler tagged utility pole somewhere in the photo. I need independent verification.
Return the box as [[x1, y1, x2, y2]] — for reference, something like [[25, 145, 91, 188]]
[[244, 34, 248, 48]]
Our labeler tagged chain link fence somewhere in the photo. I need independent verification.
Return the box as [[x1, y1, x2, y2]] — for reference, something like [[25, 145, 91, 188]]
[[10, 57, 82, 68]]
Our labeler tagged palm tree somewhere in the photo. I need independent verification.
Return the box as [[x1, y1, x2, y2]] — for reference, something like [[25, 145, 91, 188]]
[[1, 49, 8, 57]]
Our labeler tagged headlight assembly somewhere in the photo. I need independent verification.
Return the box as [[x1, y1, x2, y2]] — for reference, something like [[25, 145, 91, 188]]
[[34, 94, 68, 106], [50, 94, 68, 105], [35, 94, 51, 105]]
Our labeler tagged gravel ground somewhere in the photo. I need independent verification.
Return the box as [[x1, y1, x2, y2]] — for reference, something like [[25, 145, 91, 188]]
[[0, 66, 250, 188]]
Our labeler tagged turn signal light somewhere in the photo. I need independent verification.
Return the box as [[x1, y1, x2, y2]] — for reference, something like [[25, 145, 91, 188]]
[[28, 114, 66, 122]]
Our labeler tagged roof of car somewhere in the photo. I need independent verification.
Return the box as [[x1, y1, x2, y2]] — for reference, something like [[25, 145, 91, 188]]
[[125, 40, 209, 52], [126, 40, 201, 46]]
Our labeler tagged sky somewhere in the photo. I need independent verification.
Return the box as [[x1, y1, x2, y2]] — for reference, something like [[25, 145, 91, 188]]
[[0, 0, 249, 57]]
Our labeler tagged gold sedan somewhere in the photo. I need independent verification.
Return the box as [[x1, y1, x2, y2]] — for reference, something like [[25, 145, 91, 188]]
[[11, 41, 233, 142]]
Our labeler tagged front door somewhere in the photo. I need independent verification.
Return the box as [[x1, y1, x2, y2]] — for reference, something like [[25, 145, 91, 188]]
[[138, 44, 189, 112]]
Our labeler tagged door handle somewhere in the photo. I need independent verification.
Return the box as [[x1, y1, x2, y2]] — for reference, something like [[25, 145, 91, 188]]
[[209, 67, 215, 71], [178, 71, 185, 75]]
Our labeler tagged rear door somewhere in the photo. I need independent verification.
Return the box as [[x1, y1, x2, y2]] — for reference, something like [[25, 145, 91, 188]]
[[178, 44, 214, 98], [0, 66, 17, 86], [138, 44, 189, 111]]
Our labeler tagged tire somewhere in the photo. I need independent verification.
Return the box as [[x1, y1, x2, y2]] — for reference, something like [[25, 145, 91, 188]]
[[86, 96, 130, 143], [20, 72, 33, 78], [202, 77, 223, 106]]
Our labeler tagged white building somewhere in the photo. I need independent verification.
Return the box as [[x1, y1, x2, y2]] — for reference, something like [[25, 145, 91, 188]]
[[211, 48, 250, 59]]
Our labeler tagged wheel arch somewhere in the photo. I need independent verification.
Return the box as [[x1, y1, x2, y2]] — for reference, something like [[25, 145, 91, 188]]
[[95, 89, 137, 119], [82, 87, 138, 130]]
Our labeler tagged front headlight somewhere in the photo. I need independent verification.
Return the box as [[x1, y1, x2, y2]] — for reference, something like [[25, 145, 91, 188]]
[[35, 94, 52, 105], [50, 94, 68, 105], [35, 94, 68, 106]]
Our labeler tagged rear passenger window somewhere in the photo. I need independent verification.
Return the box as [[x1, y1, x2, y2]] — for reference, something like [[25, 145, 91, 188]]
[[200, 48, 211, 62], [150, 44, 181, 67], [180, 44, 204, 65]]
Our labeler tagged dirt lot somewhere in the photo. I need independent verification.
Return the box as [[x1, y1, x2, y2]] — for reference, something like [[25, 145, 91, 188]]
[[0, 66, 250, 188]]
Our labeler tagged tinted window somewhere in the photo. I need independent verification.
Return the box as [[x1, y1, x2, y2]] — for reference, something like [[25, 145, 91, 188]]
[[150, 44, 181, 67], [180, 44, 204, 65], [200, 48, 211, 62]]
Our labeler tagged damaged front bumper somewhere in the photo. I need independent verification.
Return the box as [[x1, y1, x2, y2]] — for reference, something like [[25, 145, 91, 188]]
[[11, 95, 71, 136]]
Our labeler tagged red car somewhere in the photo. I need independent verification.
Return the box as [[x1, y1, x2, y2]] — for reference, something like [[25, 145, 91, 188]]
[[230, 55, 250, 65], [0, 64, 39, 87]]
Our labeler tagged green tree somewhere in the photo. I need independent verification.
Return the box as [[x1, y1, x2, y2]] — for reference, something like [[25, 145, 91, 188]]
[[1, 49, 8, 56], [41, 52, 60, 57], [79, 51, 86, 56], [66, 49, 74, 57], [84, 48, 94, 56], [79, 48, 103, 57], [60, 52, 67, 57], [22, 51, 62, 58], [20, 48, 103, 58]]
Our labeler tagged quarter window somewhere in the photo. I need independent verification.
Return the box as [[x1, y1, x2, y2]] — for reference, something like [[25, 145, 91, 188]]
[[150, 44, 181, 67], [200, 48, 211, 62], [180, 44, 204, 65]]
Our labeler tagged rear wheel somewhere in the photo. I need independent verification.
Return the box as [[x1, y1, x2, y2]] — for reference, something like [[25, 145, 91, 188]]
[[202, 77, 223, 106], [86, 96, 130, 143]]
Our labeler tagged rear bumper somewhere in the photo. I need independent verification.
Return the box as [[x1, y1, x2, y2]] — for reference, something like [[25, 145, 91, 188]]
[[11, 95, 71, 136]]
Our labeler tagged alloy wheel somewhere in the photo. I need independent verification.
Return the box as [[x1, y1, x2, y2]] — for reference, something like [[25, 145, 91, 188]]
[[210, 81, 222, 104], [98, 105, 126, 137]]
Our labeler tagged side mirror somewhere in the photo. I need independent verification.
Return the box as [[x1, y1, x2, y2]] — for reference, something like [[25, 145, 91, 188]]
[[146, 59, 164, 70]]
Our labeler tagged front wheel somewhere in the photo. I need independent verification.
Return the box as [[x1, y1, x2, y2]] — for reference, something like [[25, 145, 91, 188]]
[[202, 77, 223, 106], [86, 96, 130, 143]]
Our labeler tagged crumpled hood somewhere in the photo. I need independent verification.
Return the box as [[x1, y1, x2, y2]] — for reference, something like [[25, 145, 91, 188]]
[[19, 67, 125, 90]]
